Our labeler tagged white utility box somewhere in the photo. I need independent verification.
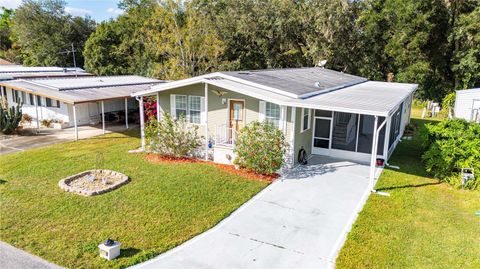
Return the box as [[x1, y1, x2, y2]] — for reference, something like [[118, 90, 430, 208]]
[[98, 241, 121, 260]]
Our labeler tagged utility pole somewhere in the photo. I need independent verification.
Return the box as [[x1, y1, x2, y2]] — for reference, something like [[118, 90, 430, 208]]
[[71, 43, 77, 68]]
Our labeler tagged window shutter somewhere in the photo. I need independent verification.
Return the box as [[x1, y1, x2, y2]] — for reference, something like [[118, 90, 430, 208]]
[[200, 96, 206, 124], [308, 109, 312, 129], [170, 94, 176, 118], [280, 105, 287, 132], [259, 101, 266, 122]]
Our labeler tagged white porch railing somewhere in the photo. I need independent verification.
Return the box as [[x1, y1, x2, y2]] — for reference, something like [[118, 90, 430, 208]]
[[215, 125, 238, 147]]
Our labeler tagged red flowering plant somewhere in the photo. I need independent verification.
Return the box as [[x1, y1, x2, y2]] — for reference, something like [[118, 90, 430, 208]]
[[143, 96, 158, 122]]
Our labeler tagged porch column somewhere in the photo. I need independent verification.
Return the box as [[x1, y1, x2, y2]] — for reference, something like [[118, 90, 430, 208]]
[[156, 92, 160, 121], [73, 104, 78, 141], [369, 115, 379, 189], [139, 97, 145, 149], [383, 115, 391, 161], [204, 83, 209, 161], [290, 107, 296, 166], [33, 94, 40, 131], [101, 101, 105, 134], [0, 86, 4, 99], [125, 98, 129, 129]]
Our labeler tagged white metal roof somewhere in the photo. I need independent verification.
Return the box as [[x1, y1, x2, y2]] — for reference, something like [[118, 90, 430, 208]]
[[0, 66, 85, 73], [27, 75, 160, 90], [0, 76, 165, 104], [132, 71, 417, 116]]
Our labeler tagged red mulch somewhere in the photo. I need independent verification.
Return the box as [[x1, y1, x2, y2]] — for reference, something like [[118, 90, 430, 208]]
[[145, 154, 278, 182]]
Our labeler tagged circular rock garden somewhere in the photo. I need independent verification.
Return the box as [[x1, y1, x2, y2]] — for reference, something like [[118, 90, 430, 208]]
[[59, 170, 129, 196]]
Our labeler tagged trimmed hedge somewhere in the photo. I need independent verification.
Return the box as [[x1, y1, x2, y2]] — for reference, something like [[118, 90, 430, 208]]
[[422, 119, 480, 189]]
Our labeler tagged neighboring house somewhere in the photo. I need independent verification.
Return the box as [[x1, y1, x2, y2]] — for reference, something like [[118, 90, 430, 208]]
[[132, 67, 417, 179], [454, 88, 480, 123], [0, 76, 164, 139], [0, 65, 91, 81]]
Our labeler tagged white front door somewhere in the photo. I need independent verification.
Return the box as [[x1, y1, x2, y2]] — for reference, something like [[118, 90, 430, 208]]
[[312, 110, 333, 155]]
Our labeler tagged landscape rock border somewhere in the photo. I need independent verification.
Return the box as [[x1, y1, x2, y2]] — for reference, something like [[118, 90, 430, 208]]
[[59, 169, 129, 196]]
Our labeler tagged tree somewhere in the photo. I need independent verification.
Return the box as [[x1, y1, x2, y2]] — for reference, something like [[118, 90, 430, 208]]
[[451, 2, 480, 90], [12, 0, 95, 67]]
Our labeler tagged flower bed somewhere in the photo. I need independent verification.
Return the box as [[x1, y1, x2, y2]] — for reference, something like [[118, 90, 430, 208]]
[[59, 169, 129, 196]]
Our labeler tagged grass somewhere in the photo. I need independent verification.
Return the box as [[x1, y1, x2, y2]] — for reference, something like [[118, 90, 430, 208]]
[[337, 112, 480, 268], [0, 130, 268, 268]]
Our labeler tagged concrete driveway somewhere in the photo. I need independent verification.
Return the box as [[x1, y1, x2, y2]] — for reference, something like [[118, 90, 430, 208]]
[[0, 124, 136, 155], [131, 156, 380, 269]]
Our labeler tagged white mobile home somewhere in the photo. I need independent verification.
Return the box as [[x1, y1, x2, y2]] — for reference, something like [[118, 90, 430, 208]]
[[454, 88, 480, 123]]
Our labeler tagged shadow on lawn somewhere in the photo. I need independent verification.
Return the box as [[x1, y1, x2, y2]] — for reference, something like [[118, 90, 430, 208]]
[[376, 181, 440, 191], [119, 247, 142, 258]]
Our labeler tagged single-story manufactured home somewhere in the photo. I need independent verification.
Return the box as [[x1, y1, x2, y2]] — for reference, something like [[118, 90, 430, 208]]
[[0, 76, 164, 139], [454, 88, 480, 123], [132, 67, 417, 182]]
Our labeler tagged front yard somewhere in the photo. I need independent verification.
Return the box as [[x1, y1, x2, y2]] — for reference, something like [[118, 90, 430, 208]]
[[0, 130, 268, 268], [337, 117, 480, 268]]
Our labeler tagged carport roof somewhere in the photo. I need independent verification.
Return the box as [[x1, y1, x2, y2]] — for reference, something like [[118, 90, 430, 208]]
[[1, 76, 165, 104]]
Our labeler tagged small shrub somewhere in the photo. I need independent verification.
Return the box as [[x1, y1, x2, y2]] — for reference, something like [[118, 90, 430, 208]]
[[422, 119, 480, 190], [234, 121, 288, 175], [41, 119, 53, 128], [144, 113, 202, 158], [21, 113, 32, 125], [0, 97, 22, 134]]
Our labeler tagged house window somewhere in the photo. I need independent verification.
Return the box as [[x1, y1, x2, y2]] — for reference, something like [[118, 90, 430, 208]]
[[189, 96, 201, 124], [175, 95, 187, 118], [29, 94, 34, 105], [46, 98, 52, 107], [301, 108, 311, 132], [265, 102, 280, 128], [36, 96, 42, 106], [20, 92, 27, 104]]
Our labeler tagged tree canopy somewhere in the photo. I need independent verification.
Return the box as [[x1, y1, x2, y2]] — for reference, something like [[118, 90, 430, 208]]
[[9, 0, 95, 67], [2, 0, 479, 101]]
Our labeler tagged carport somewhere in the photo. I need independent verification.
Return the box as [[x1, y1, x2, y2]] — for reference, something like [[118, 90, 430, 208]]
[[0, 76, 164, 140], [130, 155, 383, 269]]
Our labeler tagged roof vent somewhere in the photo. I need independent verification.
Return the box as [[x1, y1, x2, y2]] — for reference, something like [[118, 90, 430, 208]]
[[314, 82, 322, 88]]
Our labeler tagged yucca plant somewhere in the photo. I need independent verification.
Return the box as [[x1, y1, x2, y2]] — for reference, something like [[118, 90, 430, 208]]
[[0, 97, 23, 135]]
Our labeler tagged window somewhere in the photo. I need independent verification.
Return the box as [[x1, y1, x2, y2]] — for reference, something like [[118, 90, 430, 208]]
[[29, 94, 34, 105], [172, 94, 203, 124], [189, 96, 201, 124], [175, 95, 187, 118], [36, 96, 42, 106], [265, 102, 280, 128], [301, 108, 311, 132], [46, 98, 52, 107], [21, 92, 27, 104], [1, 86, 6, 97]]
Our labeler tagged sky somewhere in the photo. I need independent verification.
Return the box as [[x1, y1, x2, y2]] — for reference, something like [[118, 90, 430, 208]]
[[0, 0, 123, 22]]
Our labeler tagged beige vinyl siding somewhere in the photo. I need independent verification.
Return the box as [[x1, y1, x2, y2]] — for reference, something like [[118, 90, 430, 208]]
[[293, 107, 313, 164]]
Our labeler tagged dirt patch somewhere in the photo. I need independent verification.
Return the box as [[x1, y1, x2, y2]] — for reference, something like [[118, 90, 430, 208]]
[[145, 154, 278, 182]]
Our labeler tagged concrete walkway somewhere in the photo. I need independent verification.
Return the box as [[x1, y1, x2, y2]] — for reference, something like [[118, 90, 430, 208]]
[[131, 156, 380, 269], [0, 241, 63, 269], [0, 124, 137, 155]]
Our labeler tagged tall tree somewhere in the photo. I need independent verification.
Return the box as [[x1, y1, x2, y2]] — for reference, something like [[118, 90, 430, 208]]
[[450, 1, 480, 90], [12, 0, 95, 67]]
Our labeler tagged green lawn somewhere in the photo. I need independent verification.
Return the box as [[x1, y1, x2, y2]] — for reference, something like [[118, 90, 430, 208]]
[[0, 130, 267, 268], [337, 116, 480, 268]]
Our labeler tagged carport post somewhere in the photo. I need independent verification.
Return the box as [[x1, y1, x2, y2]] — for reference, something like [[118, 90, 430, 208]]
[[73, 104, 78, 141], [369, 116, 379, 190], [124, 98, 129, 129], [156, 92, 160, 121], [33, 94, 40, 131], [101, 101, 105, 134], [139, 96, 145, 149], [204, 83, 209, 161]]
